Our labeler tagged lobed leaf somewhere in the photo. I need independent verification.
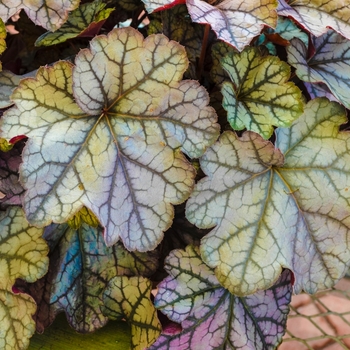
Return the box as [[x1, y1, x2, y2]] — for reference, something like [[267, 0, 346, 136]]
[[0, 0, 80, 32], [35, 0, 114, 47], [186, 0, 278, 51], [149, 245, 292, 350], [221, 46, 304, 139], [287, 30, 350, 109], [24, 223, 158, 333], [278, 0, 350, 40], [0, 206, 49, 349], [103, 276, 161, 350], [0, 27, 219, 251], [186, 98, 350, 296]]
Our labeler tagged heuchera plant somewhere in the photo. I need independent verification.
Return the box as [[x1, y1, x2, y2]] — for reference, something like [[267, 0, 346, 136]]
[[0, 0, 349, 349]]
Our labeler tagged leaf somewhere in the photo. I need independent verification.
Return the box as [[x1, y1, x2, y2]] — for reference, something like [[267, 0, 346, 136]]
[[221, 46, 304, 139], [0, 27, 220, 251], [304, 82, 339, 102], [0, 206, 49, 349], [187, 98, 350, 296], [287, 30, 350, 109], [0, 139, 25, 208], [186, 0, 278, 51], [103, 276, 161, 350], [0, 17, 6, 59], [35, 0, 114, 47], [67, 206, 100, 229], [22, 223, 158, 333], [277, 0, 350, 40], [0, 70, 23, 108], [141, 0, 185, 13], [0, 0, 80, 32], [274, 16, 309, 46], [149, 245, 292, 350]]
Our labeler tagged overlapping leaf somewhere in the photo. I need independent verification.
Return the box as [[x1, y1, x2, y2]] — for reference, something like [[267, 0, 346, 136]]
[[278, 0, 350, 39], [149, 245, 292, 350], [186, 98, 350, 296], [0, 206, 49, 349], [287, 30, 350, 109], [103, 276, 161, 350], [0, 71, 23, 108], [22, 223, 158, 333], [0, 0, 80, 32], [0, 140, 25, 208], [304, 82, 339, 102], [35, 0, 114, 47], [0, 27, 219, 251], [186, 0, 278, 51], [141, 0, 184, 13], [221, 47, 304, 139]]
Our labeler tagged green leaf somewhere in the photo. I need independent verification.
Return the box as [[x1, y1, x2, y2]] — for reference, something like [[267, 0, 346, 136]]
[[186, 0, 278, 51], [278, 0, 350, 39], [274, 16, 309, 46], [0, 17, 6, 59], [149, 245, 292, 350], [23, 223, 158, 333], [186, 98, 350, 296], [103, 276, 161, 350], [35, 0, 114, 47], [0, 206, 49, 349], [287, 30, 350, 109], [221, 47, 304, 139], [0, 27, 220, 251], [0, 0, 80, 31]]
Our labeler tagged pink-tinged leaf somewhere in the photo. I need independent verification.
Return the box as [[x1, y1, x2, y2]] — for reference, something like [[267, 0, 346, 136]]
[[149, 245, 292, 350], [287, 30, 350, 109], [0, 0, 80, 32], [277, 0, 350, 40], [21, 223, 158, 333], [186, 0, 278, 51], [0, 139, 25, 208]]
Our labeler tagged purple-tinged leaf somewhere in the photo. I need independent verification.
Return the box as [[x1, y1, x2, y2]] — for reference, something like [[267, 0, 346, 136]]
[[0, 139, 25, 208], [304, 82, 339, 102], [149, 245, 292, 350], [103, 276, 162, 350], [277, 0, 350, 40], [287, 30, 350, 109], [22, 223, 158, 333], [186, 0, 278, 51]]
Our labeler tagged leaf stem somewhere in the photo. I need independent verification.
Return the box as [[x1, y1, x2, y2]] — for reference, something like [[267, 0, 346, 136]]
[[197, 24, 210, 80]]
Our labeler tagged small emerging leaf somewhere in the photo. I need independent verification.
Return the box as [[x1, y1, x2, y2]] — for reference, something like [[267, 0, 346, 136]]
[[67, 206, 100, 229], [186, 0, 278, 51], [187, 98, 350, 295], [35, 0, 114, 47], [149, 245, 292, 350], [287, 30, 350, 109], [103, 276, 161, 350], [221, 47, 304, 139]]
